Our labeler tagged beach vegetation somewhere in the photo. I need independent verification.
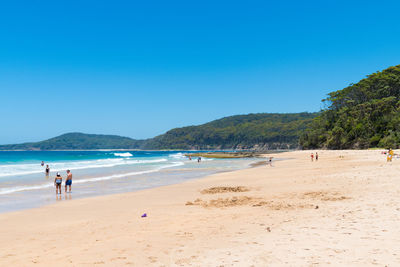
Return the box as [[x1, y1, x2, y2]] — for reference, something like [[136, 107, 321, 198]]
[[143, 113, 316, 150], [300, 65, 400, 149]]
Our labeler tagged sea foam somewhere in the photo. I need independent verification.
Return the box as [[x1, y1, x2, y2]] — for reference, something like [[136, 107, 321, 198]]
[[0, 161, 184, 195], [0, 158, 167, 178]]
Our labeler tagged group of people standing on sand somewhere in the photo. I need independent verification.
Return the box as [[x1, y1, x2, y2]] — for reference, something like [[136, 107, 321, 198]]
[[310, 152, 319, 162], [41, 161, 73, 194]]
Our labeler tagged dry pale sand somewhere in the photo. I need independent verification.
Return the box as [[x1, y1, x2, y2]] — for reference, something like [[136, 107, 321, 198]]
[[1, 150, 400, 266]]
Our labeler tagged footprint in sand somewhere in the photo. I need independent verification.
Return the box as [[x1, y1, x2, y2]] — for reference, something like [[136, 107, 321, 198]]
[[148, 256, 158, 263]]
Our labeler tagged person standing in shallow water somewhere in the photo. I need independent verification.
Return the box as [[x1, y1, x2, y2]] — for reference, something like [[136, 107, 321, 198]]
[[54, 172, 62, 194], [65, 170, 72, 193], [315, 152, 319, 161], [268, 157, 273, 166], [45, 165, 50, 176], [311, 153, 314, 162]]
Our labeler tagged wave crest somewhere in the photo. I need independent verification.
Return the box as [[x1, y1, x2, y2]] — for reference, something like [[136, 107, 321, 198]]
[[114, 152, 133, 157]]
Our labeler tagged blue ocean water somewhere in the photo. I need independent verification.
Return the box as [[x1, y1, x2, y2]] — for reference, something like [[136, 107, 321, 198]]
[[0, 151, 259, 213]]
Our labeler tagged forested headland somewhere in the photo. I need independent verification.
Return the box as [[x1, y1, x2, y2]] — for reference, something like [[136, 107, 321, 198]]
[[301, 65, 400, 149]]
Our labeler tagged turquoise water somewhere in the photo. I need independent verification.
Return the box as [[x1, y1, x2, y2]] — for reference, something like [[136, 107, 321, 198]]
[[0, 151, 259, 213]]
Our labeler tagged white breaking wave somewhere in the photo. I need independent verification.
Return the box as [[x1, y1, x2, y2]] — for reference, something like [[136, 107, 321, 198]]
[[0, 162, 184, 196], [0, 158, 168, 178], [114, 152, 133, 157], [169, 152, 186, 159], [73, 162, 183, 184]]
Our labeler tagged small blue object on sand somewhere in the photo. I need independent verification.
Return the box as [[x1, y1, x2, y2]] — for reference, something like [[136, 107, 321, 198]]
[[141, 213, 147, 218]]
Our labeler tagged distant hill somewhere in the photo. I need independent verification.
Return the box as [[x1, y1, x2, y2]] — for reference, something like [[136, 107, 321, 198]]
[[0, 133, 144, 150], [0, 113, 316, 150], [143, 113, 317, 150], [300, 65, 400, 149]]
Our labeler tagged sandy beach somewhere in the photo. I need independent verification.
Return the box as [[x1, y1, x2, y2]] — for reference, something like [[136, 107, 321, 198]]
[[1, 150, 399, 266]]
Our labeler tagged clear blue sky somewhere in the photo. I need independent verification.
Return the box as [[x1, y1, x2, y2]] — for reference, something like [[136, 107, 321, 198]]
[[1, 0, 400, 144]]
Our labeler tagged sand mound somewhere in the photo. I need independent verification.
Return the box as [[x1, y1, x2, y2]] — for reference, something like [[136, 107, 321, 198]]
[[303, 191, 351, 201], [252, 201, 315, 210], [186, 196, 260, 208], [187, 197, 315, 210], [200, 186, 250, 194]]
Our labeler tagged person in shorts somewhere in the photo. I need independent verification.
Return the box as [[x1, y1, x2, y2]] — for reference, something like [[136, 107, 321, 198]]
[[65, 170, 72, 193]]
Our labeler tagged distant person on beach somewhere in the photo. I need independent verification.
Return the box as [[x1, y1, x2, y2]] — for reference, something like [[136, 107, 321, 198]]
[[268, 157, 273, 166], [41, 161, 44, 166], [45, 165, 50, 176], [54, 172, 62, 194], [315, 152, 319, 161], [387, 149, 393, 162], [311, 153, 314, 162], [197, 157, 201, 163], [189, 155, 192, 160], [65, 170, 72, 193]]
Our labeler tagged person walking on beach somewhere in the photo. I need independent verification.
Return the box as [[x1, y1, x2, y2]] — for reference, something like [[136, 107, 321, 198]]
[[268, 157, 273, 166], [311, 153, 314, 162], [54, 172, 62, 194], [197, 157, 201, 163], [45, 165, 50, 176], [315, 152, 319, 161], [65, 170, 72, 193], [41, 161, 44, 166]]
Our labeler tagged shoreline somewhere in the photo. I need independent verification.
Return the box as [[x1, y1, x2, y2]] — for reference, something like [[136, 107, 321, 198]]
[[0, 161, 259, 217], [0, 155, 262, 214], [1, 150, 399, 266], [0, 149, 294, 152]]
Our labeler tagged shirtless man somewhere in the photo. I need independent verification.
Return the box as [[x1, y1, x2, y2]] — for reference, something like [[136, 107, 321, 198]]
[[65, 170, 72, 193]]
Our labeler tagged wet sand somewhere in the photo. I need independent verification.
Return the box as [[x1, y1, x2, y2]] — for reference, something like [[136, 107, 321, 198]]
[[0, 150, 399, 266]]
